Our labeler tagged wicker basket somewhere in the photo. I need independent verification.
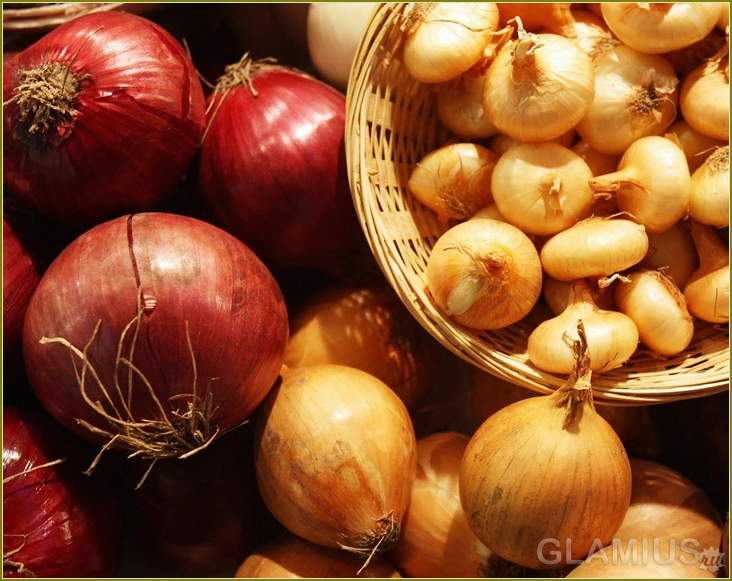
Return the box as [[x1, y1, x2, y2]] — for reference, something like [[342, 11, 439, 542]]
[[2, 3, 160, 33], [345, 3, 730, 404]]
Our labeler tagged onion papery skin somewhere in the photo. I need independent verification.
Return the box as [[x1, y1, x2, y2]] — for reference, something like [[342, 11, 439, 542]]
[[2, 215, 45, 350], [234, 532, 403, 578], [482, 31, 595, 143], [252, 364, 417, 558], [198, 57, 370, 277], [3, 406, 123, 578], [2, 11, 206, 228], [459, 367, 632, 570], [116, 425, 283, 577], [22, 212, 289, 459], [575, 46, 679, 156]]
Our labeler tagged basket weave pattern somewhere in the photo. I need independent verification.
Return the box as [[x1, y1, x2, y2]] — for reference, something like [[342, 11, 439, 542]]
[[346, 3, 730, 404]]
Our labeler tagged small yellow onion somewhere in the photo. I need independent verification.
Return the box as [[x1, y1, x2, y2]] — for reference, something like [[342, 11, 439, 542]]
[[234, 532, 403, 578], [435, 70, 498, 139], [403, 2, 500, 84], [481, 18, 595, 142], [408, 142, 498, 223], [575, 46, 679, 156], [388, 432, 525, 578], [640, 221, 700, 290], [688, 145, 729, 228], [560, 8, 622, 61], [540, 216, 649, 282], [528, 279, 639, 374], [680, 42, 730, 142], [426, 218, 543, 330], [683, 220, 730, 324], [490, 142, 594, 236], [614, 269, 695, 357], [664, 119, 728, 174], [460, 325, 632, 570], [589, 136, 691, 234], [498, 3, 577, 37], [283, 284, 436, 412], [601, 3, 722, 55], [565, 458, 724, 579], [252, 364, 417, 562]]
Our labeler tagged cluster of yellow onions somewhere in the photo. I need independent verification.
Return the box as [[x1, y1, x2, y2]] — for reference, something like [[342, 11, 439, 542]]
[[404, 2, 729, 376]]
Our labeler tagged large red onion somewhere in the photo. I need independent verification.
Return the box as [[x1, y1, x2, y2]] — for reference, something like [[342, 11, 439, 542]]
[[22, 212, 289, 462], [117, 424, 282, 577], [3, 405, 123, 578], [2, 11, 206, 228], [197, 55, 372, 278]]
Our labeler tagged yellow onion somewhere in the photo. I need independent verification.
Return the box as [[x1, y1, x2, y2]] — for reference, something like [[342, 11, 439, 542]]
[[683, 220, 730, 324], [562, 8, 622, 60], [408, 142, 498, 223], [426, 218, 543, 330], [528, 278, 639, 374], [539, 216, 649, 282], [490, 142, 594, 236], [403, 2, 500, 84], [435, 70, 498, 140], [688, 145, 729, 228], [680, 42, 730, 142], [252, 364, 417, 564], [283, 284, 435, 411], [574, 46, 679, 156], [460, 324, 632, 570], [601, 3, 722, 55], [565, 458, 724, 579], [614, 269, 695, 357], [589, 136, 691, 234], [481, 18, 595, 142], [234, 532, 402, 578], [388, 432, 526, 578]]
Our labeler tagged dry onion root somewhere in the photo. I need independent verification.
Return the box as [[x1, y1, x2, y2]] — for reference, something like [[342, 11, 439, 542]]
[[459, 322, 632, 570], [251, 364, 416, 572]]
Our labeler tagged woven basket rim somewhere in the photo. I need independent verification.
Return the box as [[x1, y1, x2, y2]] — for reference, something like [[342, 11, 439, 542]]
[[345, 3, 730, 404]]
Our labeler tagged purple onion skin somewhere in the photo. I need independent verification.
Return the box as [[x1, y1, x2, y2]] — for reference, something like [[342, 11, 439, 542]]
[[3, 405, 124, 578]]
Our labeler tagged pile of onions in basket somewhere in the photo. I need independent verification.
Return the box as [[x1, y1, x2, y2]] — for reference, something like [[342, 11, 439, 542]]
[[2, 11, 206, 229], [402, 2, 729, 375], [22, 213, 289, 469]]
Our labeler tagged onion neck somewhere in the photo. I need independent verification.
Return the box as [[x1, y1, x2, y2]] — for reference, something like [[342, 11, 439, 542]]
[[588, 168, 645, 195], [6, 62, 86, 138], [550, 320, 596, 430], [509, 17, 540, 68]]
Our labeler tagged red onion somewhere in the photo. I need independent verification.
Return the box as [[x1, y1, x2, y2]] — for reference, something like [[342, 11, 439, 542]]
[[22, 212, 289, 463], [3, 405, 123, 577], [2, 11, 206, 228], [117, 425, 282, 577], [3, 215, 44, 350], [197, 54, 372, 278]]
